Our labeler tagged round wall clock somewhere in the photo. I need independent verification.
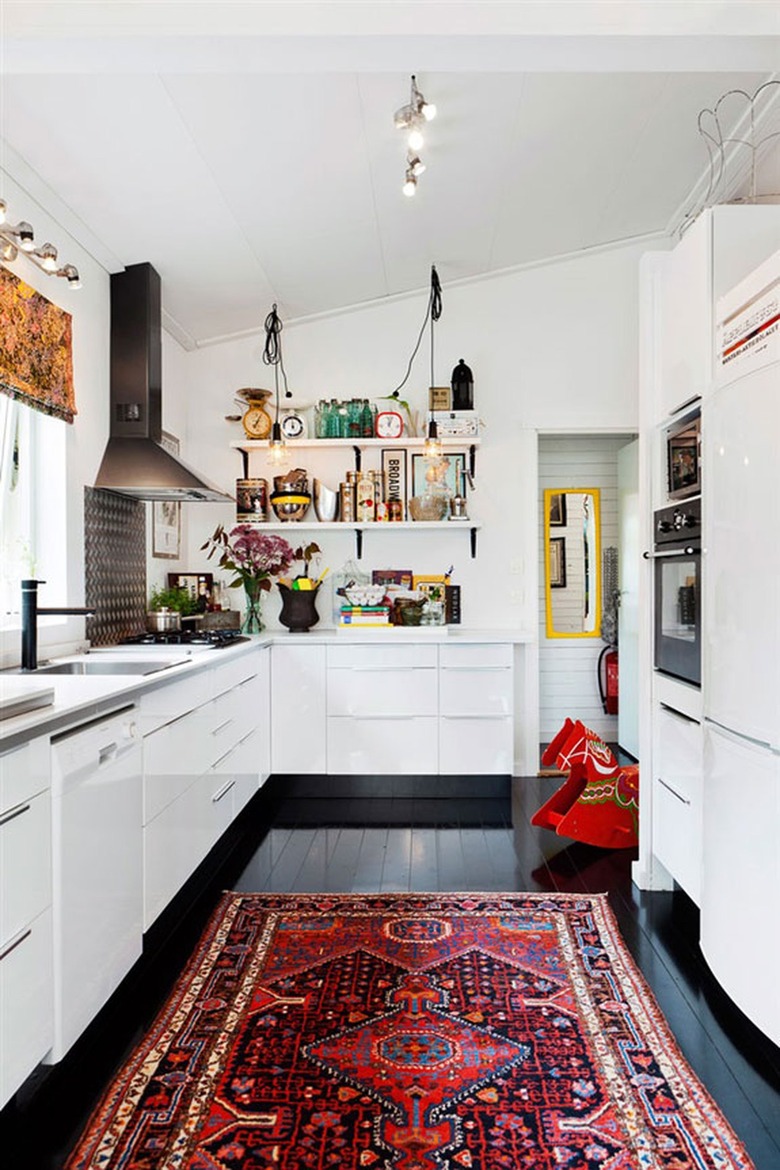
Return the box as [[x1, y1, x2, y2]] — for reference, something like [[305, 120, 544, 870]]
[[375, 410, 404, 439], [280, 411, 307, 440]]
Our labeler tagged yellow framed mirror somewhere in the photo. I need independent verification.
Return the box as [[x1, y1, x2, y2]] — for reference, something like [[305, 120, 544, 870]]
[[544, 487, 602, 638]]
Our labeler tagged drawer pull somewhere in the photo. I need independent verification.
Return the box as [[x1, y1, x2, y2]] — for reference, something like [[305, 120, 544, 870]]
[[211, 743, 239, 770], [441, 714, 508, 720], [0, 802, 31, 828], [349, 665, 432, 673], [212, 779, 236, 803], [0, 927, 32, 963], [351, 714, 420, 721], [211, 719, 234, 737], [657, 777, 691, 806], [442, 665, 510, 672], [660, 703, 700, 725]]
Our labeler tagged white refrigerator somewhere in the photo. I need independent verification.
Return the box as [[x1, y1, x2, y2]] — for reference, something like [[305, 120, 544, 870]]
[[700, 250, 780, 1046]]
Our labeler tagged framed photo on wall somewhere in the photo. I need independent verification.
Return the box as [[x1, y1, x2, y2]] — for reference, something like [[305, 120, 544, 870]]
[[549, 493, 567, 527], [411, 452, 465, 499], [549, 537, 567, 588], [152, 500, 181, 558]]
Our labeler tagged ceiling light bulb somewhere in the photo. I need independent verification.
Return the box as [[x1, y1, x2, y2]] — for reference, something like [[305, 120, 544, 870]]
[[17, 222, 35, 251], [407, 125, 424, 152], [0, 200, 6, 224], [402, 172, 417, 198], [268, 421, 290, 467], [408, 155, 426, 177], [394, 104, 413, 130], [61, 264, 81, 288], [1, 241, 17, 263], [37, 242, 58, 271], [423, 418, 442, 459], [420, 100, 437, 122]]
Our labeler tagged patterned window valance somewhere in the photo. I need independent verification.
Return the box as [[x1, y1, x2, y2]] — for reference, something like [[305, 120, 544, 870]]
[[0, 264, 76, 423]]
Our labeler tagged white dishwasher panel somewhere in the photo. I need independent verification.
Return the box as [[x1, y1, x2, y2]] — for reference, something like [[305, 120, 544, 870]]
[[48, 707, 143, 1062]]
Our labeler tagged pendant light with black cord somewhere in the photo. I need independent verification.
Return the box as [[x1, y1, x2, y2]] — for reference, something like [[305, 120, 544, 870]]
[[389, 264, 443, 459], [263, 303, 293, 468]]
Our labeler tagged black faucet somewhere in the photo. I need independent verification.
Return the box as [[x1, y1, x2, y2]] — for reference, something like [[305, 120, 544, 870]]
[[21, 579, 96, 671]]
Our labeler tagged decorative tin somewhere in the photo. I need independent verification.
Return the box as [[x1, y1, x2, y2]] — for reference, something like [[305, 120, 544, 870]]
[[236, 478, 268, 522]]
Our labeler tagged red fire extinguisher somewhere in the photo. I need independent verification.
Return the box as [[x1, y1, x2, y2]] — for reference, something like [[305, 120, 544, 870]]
[[598, 646, 619, 715]]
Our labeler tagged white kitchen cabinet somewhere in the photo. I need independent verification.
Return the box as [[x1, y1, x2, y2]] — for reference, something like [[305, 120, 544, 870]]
[[657, 212, 711, 421], [651, 702, 702, 905], [143, 647, 268, 929], [0, 736, 53, 1108], [327, 643, 438, 774], [701, 724, 780, 1047], [438, 643, 513, 774], [271, 643, 326, 773]]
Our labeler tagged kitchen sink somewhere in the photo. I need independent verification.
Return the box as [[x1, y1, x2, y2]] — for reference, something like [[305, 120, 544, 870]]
[[30, 658, 188, 676]]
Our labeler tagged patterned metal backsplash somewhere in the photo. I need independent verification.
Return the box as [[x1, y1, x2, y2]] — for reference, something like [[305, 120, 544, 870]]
[[84, 487, 147, 645]]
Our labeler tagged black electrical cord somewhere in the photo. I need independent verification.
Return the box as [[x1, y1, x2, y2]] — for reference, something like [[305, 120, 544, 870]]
[[262, 304, 293, 404], [391, 265, 442, 398]]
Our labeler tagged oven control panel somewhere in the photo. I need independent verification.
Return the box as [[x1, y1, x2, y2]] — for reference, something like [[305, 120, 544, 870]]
[[654, 498, 701, 544]]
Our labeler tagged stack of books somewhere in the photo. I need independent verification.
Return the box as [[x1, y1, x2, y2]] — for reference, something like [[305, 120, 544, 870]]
[[339, 605, 391, 627]]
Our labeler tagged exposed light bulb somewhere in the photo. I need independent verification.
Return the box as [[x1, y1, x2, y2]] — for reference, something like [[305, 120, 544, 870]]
[[0, 200, 6, 225], [408, 155, 425, 177], [61, 264, 81, 288], [17, 222, 35, 251], [402, 172, 417, 198], [1, 241, 17, 263], [267, 421, 290, 467], [37, 242, 58, 272], [420, 100, 437, 122], [407, 125, 424, 152], [423, 418, 442, 459]]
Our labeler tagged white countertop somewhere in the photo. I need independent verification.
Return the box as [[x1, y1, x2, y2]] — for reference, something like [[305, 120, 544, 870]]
[[0, 628, 533, 749]]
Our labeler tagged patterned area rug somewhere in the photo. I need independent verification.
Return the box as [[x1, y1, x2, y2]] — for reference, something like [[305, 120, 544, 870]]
[[66, 893, 753, 1169]]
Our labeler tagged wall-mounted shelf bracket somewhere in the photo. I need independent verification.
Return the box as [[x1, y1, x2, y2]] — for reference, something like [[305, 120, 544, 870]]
[[470, 526, 477, 558], [469, 444, 476, 479], [355, 528, 363, 559], [240, 447, 250, 478], [353, 445, 362, 472]]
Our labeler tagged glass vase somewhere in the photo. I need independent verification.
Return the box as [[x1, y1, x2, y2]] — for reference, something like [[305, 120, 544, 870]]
[[242, 579, 265, 633]]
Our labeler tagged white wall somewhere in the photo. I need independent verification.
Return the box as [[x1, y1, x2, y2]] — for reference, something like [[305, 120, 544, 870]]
[[179, 240, 647, 635]]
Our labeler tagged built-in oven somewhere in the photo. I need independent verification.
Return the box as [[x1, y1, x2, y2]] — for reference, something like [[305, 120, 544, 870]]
[[648, 499, 701, 687]]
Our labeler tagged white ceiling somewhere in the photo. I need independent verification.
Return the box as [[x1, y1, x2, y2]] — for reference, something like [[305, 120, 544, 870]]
[[1, 4, 778, 347]]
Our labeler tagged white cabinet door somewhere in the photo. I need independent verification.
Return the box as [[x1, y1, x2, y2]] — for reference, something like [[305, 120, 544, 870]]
[[271, 644, 326, 773], [1, 789, 51, 947], [439, 716, 513, 775], [701, 724, 780, 1046], [658, 212, 711, 419], [704, 367, 780, 746], [0, 907, 53, 1109], [327, 716, 438, 774], [651, 704, 702, 905]]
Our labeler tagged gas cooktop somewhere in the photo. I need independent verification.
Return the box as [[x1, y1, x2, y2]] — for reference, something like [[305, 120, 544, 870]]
[[119, 629, 250, 649]]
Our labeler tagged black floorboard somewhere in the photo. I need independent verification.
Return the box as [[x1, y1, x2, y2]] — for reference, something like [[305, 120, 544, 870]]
[[2, 776, 779, 1169]]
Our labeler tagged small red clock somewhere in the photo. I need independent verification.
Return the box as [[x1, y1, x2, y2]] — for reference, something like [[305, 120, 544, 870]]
[[375, 410, 404, 439]]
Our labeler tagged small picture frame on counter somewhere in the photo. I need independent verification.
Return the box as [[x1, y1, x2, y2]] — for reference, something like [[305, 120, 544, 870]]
[[411, 452, 465, 500], [428, 385, 451, 411]]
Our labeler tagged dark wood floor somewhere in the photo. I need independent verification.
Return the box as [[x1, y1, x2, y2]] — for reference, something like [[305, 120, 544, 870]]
[[3, 775, 780, 1169]]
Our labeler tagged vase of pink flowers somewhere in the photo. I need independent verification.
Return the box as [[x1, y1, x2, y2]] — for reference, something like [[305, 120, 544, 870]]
[[201, 525, 294, 633]]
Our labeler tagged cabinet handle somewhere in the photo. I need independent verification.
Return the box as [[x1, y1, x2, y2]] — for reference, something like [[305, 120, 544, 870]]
[[442, 666, 510, 673], [669, 394, 701, 416], [211, 718, 234, 737], [441, 714, 508, 720], [656, 777, 691, 806], [0, 802, 31, 828], [351, 714, 420, 721], [0, 927, 32, 963], [212, 778, 236, 803], [660, 702, 700, 725]]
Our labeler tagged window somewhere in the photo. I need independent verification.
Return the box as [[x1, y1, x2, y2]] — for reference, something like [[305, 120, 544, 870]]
[[0, 395, 66, 629]]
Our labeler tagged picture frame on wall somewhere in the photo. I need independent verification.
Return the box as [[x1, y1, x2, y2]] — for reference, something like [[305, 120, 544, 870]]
[[152, 500, 181, 559], [549, 537, 566, 588], [549, 492, 567, 527], [411, 452, 465, 499], [428, 385, 451, 411]]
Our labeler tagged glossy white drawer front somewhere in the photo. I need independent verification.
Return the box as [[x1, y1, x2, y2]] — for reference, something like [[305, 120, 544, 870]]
[[138, 671, 212, 734], [211, 650, 261, 697], [652, 776, 701, 905], [439, 643, 512, 669], [0, 789, 51, 947], [654, 704, 702, 806], [271, 644, 326, 774], [439, 716, 513, 774], [328, 666, 437, 717], [327, 716, 438, 774], [143, 708, 208, 825], [0, 906, 53, 1109], [0, 736, 50, 812], [328, 644, 437, 670], [439, 667, 512, 716]]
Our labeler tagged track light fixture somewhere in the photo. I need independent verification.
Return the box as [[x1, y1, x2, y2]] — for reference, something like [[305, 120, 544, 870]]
[[394, 76, 436, 196], [0, 199, 81, 287]]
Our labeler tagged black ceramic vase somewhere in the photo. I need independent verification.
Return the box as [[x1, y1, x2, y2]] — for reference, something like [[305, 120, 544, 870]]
[[277, 583, 320, 632]]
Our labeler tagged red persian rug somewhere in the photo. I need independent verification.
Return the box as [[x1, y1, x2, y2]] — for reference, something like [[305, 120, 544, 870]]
[[66, 893, 754, 1170]]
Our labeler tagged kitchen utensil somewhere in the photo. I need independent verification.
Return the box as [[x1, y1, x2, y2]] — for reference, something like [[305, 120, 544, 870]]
[[313, 479, 339, 522], [270, 491, 312, 521], [146, 607, 182, 632]]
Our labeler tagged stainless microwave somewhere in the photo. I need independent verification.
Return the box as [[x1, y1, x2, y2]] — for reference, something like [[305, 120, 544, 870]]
[[666, 410, 701, 501]]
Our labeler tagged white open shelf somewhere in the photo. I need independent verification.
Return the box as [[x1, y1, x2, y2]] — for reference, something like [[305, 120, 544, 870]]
[[230, 437, 480, 451]]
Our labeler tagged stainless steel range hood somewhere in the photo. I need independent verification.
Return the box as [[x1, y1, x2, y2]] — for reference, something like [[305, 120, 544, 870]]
[[95, 262, 232, 502]]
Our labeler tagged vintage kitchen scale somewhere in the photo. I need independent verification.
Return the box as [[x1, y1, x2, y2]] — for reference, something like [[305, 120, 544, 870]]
[[235, 388, 274, 439]]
